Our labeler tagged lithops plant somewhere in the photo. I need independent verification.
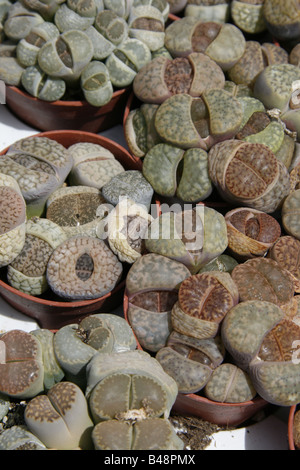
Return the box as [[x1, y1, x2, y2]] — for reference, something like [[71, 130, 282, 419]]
[[103, 0, 132, 19], [231, 258, 296, 315], [171, 271, 239, 340], [53, 314, 136, 386], [125, 253, 190, 352], [84, 25, 115, 60], [0, 173, 26, 268], [80, 60, 114, 106], [156, 331, 225, 393], [263, 0, 300, 41], [67, 142, 125, 189], [268, 236, 300, 293], [3, 2, 44, 41], [127, 4, 165, 51], [145, 205, 228, 274], [208, 140, 291, 213], [85, 349, 179, 420], [105, 198, 153, 263], [25, 381, 94, 450], [101, 170, 154, 210], [23, 0, 65, 21], [231, 0, 266, 34], [16, 21, 60, 67], [0, 329, 44, 399], [225, 207, 281, 260], [37, 29, 94, 84], [228, 41, 288, 89], [153, 90, 243, 151], [133, 52, 225, 104], [204, 363, 256, 403], [168, 0, 187, 13], [46, 236, 123, 300], [282, 189, 300, 240], [54, 3, 95, 32], [184, 0, 230, 23], [221, 300, 300, 406], [94, 9, 128, 45], [197, 254, 238, 274], [142, 143, 212, 202], [1, 136, 73, 218], [0, 56, 25, 86], [92, 417, 184, 450], [124, 103, 162, 159], [46, 185, 110, 238], [7, 217, 67, 296], [21, 65, 66, 101], [105, 37, 152, 87], [0, 426, 47, 450], [164, 17, 246, 71]]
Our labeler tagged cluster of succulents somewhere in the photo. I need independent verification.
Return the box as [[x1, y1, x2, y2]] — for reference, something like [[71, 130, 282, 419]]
[[0, 0, 171, 105], [0, 313, 184, 450]]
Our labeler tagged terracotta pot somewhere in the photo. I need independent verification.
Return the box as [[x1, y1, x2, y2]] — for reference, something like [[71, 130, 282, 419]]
[[0, 130, 142, 329], [6, 85, 131, 133], [288, 405, 297, 450], [123, 290, 268, 427]]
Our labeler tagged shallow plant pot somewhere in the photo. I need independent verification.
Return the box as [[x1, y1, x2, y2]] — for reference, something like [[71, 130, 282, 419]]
[[123, 291, 268, 427], [0, 130, 142, 329], [6, 85, 131, 133], [288, 405, 298, 450]]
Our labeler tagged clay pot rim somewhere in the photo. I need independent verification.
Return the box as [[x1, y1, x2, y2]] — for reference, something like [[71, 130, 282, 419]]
[[288, 405, 297, 450], [7, 85, 127, 109]]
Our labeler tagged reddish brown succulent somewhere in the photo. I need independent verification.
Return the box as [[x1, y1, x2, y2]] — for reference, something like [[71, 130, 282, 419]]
[[268, 235, 300, 293]]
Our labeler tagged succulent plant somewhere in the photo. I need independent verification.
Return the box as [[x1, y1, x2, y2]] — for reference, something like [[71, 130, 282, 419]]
[[225, 207, 281, 260], [1, 136, 73, 218], [0, 329, 44, 399], [54, 3, 95, 32], [0, 173, 26, 268], [145, 205, 228, 274], [46, 185, 110, 238], [23, 0, 65, 21], [153, 90, 243, 151], [101, 170, 154, 209], [231, 258, 296, 315], [281, 188, 300, 240], [156, 332, 225, 393], [105, 198, 153, 263], [105, 37, 152, 87], [184, 0, 230, 23], [168, 0, 187, 14], [293, 409, 300, 449], [3, 2, 44, 41], [85, 25, 115, 60], [80, 60, 114, 106], [124, 103, 161, 158], [290, 43, 300, 66], [228, 41, 288, 89], [208, 139, 291, 213], [263, 0, 300, 41], [231, 0, 266, 34], [92, 417, 184, 450], [221, 300, 300, 406], [7, 217, 67, 296], [197, 254, 238, 274], [53, 313, 137, 386], [133, 52, 225, 104], [126, 252, 190, 351], [103, 0, 132, 18], [142, 143, 212, 202], [268, 235, 300, 293], [21, 64, 66, 101], [0, 56, 25, 86], [171, 271, 239, 340], [0, 426, 47, 450], [25, 381, 94, 449], [67, 141, 125, 189], [46, 236, 123, 300], [16, 21, 60, 67], [164, 17, 246, 71], [85, 349, 179, 419]]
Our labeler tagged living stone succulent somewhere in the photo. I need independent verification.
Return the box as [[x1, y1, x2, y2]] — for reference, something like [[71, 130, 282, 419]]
[[6, 217, 67, 296], [46, 185, 110, 238], [1, 136, 73, 218], [23, 0, 65, 21], [21, 65, 66, 101], [164, 17, 246, 71], [67, 141, 125, 189], [221, 300, 300, 406], [197, 254, 238, 274], [127, 4, 165, 51], [231, 0, 266, 34], [16, 21, 60, 67], [168, 0, 187, 13], [263, 0, 300, 41], [133, 52, 225, 104], [142, 143, 212, 202], [3, 2, 44, 41], [0, 56, 25, 86], [46, 236, 123, 300], [184, 0, 230, 23], [145, 205, 228, 274], [94, 9, 128, 45], [54, 3, 95, 31], [0, 426, 47, 450], [126, 253, 190, 352], [0, 173, 26, 268], [281, 188, 300, 240], [80, 60, 114, 106], [268, 235, 300, 293], [25, 381, 94, 450], [225, 207, 282, 260], [124, 103, 161, 158]]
